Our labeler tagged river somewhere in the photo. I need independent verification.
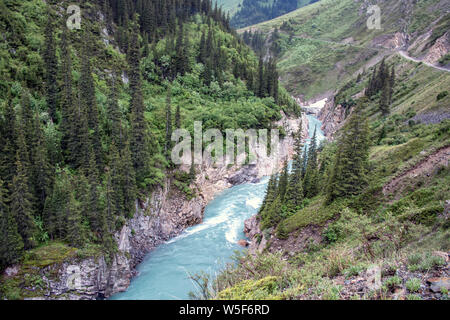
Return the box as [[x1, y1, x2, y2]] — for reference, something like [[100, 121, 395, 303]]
[[110, 114, 325, 300]]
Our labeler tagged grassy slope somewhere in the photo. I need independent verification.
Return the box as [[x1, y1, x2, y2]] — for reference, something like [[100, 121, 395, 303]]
[[216, 0, 243, 15], [238, 0, 448, 99]]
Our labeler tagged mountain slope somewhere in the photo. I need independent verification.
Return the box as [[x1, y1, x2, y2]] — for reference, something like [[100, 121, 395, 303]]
[[0, 0, 297, 299], [204, 0, 450, 301], [239, 0, 449, 100], [230, 0, 319, 28]]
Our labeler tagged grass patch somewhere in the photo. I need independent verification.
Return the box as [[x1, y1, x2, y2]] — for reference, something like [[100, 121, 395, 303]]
[[283, 197, 347, 234]]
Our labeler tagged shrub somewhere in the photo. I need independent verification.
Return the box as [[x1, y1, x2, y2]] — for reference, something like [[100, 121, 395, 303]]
[[436, 91, 448, 101], [216, 276, 282, 300], [406, 278, 421, 293], [323, 224, 340, 244], [343, 264, 366, 278], [406, 294, 422, 300], [324, 247, 354, 277], [418, 253, 446, 271], [383, 276, 402, 291], [276, 222, 289, 240], [407, 253, 422, 266]]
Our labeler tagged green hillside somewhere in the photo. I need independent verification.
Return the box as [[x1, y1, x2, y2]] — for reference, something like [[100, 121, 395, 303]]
[[239, 0, 449, 99], [0, 0, 298, 299], [216, 0, 243, 15]]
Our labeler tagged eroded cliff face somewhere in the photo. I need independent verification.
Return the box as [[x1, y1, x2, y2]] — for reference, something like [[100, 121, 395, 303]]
[[15, 111, 306, 300], [317, 98, 350, 139]]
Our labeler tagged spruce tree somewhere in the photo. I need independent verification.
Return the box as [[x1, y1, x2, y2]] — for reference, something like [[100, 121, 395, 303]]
[[103, 167, 118, 234], [128, 17, 151, 186], [85, 148, 102, 235], [120, 138, 137, 218], [43, 171, 70, 239], [65, 191, 84, 248], [175, 104, 181, 130], [278, 160, 289, 201], [286, 125, 304, 210], [68, 90, 91, 170], [0, 101, 17, 187], [108, 142, 124, 218], [303, 126, 319, 198], [60, 26, 74, 157], [257, 55, 265, 97], [43, 13, 59, 123], [11, 145, 36, 249], [0, 179, 24, 270], [80, 38, 103, 172], [326, 105, 370, 204], [165, 85, 173, 160], [31, 112, 53, 213], [107, 77, 123, 149]]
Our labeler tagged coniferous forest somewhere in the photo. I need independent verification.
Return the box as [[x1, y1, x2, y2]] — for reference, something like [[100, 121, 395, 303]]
[[0, 0, 297, 271]]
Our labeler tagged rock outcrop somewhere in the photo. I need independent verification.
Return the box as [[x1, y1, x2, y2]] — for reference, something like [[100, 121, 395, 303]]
[[317, 97, 353, 139]]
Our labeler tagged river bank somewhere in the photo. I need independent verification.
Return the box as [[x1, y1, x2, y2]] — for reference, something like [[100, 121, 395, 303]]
[[111, 114, 323, 300]]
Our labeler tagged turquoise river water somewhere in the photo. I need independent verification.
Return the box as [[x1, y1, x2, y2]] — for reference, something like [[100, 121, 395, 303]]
[[111, 115, 325, 300]]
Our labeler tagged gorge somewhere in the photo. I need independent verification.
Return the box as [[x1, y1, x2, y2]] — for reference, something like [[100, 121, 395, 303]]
[[110, 113, 325, 300]]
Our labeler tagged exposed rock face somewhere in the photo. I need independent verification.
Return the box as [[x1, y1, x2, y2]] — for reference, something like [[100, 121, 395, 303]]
[[423, 32, 450, 65], [15, 111, 304, 300], [244, 215, 267, 254], [371, 32, 407, 50], [317, 98, 352, 139]]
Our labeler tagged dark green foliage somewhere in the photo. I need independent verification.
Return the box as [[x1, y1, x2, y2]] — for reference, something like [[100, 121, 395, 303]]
[[43, 171, 71, 240], [120, 139, 137, 219], [365, 58, 395, 116], [80, 39, 103, 173], [259, 126, 305, 229], [43, 13, 58, 123], [0, 0, 295, 269], [165, 85, 173, 161], [436, 91, 448, 101], [65, 191, 84, 248], [67, 90, 91, 171], [326, 105, 370, 204], [303, 127, 319, 198], [11, 131, 37, 249], [0, 101, 17, 187], [30, 112, 53, 213], [128, 18, 152, 188], [60, 26, 74, 157], [106, 77, 124, 149]]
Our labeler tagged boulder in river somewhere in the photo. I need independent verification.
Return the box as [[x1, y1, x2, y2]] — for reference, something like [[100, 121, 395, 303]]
[[237, 240, 249, 247]]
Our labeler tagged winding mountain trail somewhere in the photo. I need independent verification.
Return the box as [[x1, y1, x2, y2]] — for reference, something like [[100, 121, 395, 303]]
[[278, 32, 450, 74], [398, 50, 450, 73]]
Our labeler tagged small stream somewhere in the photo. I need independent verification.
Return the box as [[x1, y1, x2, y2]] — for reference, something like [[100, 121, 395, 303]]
[[111, 114, 325, 300]]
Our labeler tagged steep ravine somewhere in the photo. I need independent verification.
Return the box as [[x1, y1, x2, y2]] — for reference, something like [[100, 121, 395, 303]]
[[7, 111, 307, 300]]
